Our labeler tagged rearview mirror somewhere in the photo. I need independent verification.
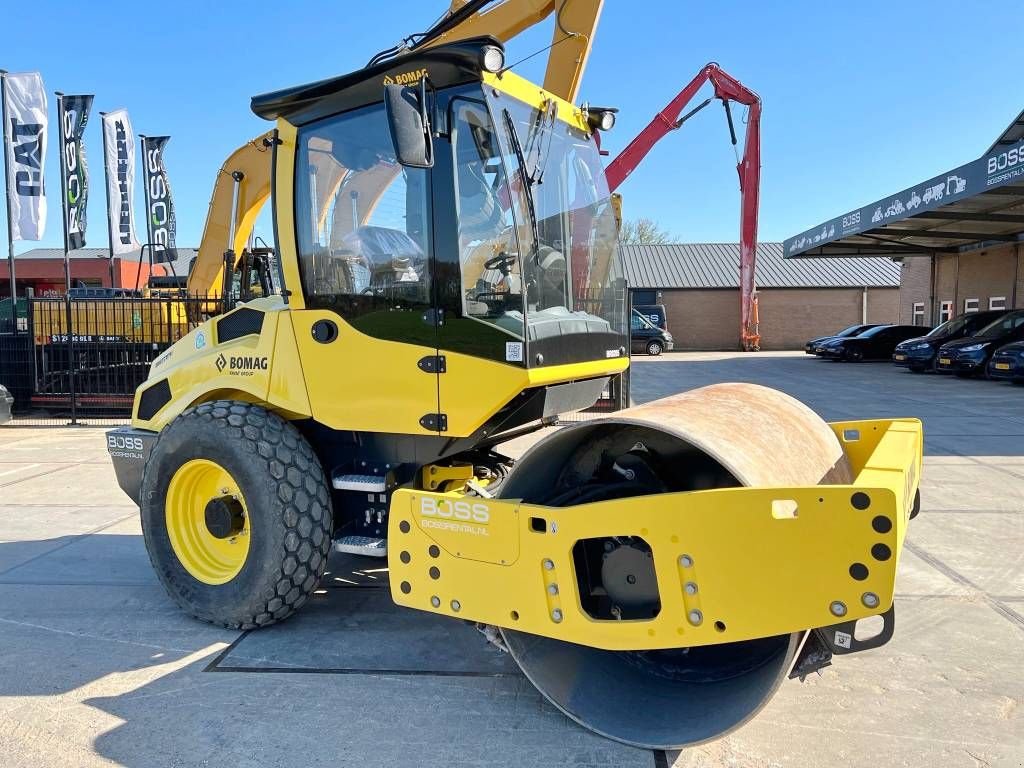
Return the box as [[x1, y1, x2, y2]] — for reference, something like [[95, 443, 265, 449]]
[[385, 80, 433, 169]]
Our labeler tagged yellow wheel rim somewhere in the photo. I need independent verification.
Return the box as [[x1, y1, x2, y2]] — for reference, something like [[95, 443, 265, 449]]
[[165, 459, 251, 585]]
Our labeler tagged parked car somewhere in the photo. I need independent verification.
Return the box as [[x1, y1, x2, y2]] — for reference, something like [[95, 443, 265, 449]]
[[821, 324, 926, 362], [633, 303, 668, 331], [893, 310, 1007, 372], [0, 384, 12, 425], [630, 309, 674, 356], [987, 341, 1024, 383], [804, 324, 880, 355], [935, 310, 1024, 377]]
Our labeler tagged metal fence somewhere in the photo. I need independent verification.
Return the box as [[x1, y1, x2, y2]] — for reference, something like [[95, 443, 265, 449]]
[[0, 294, 219, 425]]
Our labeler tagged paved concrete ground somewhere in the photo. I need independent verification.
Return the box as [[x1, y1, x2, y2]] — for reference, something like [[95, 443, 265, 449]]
[[0, 352, 1021, 767]]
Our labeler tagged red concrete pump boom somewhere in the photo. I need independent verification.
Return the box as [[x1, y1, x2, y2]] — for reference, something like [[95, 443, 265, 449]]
[[605, 63, 762, 351]]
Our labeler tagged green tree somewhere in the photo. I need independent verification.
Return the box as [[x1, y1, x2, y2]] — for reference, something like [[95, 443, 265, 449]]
[[618, 217, 675, 244]]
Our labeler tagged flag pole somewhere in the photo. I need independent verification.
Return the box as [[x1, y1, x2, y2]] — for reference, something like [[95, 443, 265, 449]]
[[0, 70, 20, 334], [99, 111, 117, 288], [55, 91, 78, 424]]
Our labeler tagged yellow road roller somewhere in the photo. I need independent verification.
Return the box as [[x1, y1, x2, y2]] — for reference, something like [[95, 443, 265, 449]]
[[107, 36, 922, 748]]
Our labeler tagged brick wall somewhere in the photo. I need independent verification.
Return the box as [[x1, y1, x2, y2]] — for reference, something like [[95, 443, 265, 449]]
[[660, 290, 739, 350], [658, 287, 899, 351], [954, 245, 1017, 312], [897, 257, 932, 325]]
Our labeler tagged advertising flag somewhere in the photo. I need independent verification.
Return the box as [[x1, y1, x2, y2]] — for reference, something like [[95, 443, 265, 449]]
[[58, 95, 93, 250], [2, 72, 48, 241], [141, 136, 177, 262], [101, 108, 140, 255]]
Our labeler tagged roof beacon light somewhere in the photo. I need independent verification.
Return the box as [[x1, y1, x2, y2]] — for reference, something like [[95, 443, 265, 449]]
[[481, 45, 505, 74]]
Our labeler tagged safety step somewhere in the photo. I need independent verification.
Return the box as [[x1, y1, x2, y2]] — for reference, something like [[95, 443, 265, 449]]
[[332, 473, 387, 492], [334, 536, 388, 558]]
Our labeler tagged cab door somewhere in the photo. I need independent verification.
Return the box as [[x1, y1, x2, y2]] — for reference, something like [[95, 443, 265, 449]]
[[285, 103, 441, 437]]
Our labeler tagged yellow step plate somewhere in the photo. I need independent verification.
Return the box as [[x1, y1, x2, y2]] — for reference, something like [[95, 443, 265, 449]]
[[388, 418, 922, 652]]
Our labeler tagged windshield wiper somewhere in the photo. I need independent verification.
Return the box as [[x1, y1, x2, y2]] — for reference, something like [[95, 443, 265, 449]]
[[503, 108, 542, 266], [523, 100, 557, 186]]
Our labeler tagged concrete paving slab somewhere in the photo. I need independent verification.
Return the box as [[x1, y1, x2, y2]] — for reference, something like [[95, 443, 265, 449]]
[[0, 462, 125, 506], [668, 597, 1024, 768], [0, 603, 654, 768], [0, 520, 156, 586], [1, 353, 1022, 767], [219, 586, 520, 675], [909, 512, 1024, 598], [0, 462, 75, 488]]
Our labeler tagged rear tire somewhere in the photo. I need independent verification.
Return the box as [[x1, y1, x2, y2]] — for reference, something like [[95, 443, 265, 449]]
[[140, 400, 333, 629], [646, 340, 664, 356]]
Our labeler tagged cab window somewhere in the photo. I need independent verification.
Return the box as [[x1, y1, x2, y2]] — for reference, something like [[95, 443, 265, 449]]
[[295, 103, 432, 335]]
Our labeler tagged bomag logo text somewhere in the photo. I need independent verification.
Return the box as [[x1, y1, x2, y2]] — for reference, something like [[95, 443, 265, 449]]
[[217, 353, 268, 376], [383, 68, 428, 86]]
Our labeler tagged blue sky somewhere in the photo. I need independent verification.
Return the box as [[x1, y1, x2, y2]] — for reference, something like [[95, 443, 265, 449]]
[[1, 0, 1020, 253]]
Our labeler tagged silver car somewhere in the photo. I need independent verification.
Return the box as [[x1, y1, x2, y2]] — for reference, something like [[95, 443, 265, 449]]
[[0, 384, 13, 425]]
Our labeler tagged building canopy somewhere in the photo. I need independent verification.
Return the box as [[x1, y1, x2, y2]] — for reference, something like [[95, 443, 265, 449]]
[[784, 109, 1024, 258]]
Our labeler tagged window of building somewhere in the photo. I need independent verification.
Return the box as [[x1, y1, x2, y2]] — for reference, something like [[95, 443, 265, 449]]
[[633, 289, 658, 306], [964, 298, 979, 313], [989, 296, 1007, 311], [939, 300, 953, 322], [912, 302, 925, 325]]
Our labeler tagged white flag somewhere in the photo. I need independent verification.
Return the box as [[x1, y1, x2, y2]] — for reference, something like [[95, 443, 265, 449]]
[[102, 108, 140, 255], [2, 72, 48, 241]]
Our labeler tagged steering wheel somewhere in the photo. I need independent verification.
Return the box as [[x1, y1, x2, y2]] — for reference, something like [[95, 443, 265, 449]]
[[484, 252, 516, 274]]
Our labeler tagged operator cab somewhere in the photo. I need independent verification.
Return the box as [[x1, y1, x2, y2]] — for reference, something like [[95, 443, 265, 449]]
[[253, 37, 627, 369]]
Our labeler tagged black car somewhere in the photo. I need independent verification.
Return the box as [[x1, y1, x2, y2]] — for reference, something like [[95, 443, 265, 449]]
[[804, 324, 880, 355], [988, 341, 1024, 383], [0, 384, 12, 425], [821, 324, 926, 362], [936, 310, 1024, 377], [630, 309, 674, 356], [892, 310, 1007, 372]]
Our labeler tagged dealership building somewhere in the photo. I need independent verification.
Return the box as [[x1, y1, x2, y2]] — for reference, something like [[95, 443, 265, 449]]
[[784, 109, 1024, 324], [622, 242, 901, 350]]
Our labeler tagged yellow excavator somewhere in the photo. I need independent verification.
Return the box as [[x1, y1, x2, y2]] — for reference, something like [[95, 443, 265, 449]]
[[106, 1, 923, 749]]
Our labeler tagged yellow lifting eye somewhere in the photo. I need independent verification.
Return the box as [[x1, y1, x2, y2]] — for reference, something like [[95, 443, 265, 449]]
[[165, 459, 251, 585]]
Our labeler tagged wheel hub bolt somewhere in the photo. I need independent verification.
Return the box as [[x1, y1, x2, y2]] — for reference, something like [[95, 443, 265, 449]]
[[679, 554, 693, 568], [861, 592, 880, 609], [551, 609, 563, 622], [688, 609, 703, 625], [830, 600, 848, 617]]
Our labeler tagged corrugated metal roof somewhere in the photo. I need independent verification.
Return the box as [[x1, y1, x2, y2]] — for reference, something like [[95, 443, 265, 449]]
[[621, 242, 901, 289]]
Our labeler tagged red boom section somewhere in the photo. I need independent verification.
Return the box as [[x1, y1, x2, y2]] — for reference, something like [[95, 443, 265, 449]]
[[605, 63, 762, 350]]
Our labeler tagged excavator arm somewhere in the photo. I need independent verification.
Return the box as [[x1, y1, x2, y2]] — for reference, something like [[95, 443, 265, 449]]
[[605, 64, 763, 351], [419, 0, 603, 104]]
